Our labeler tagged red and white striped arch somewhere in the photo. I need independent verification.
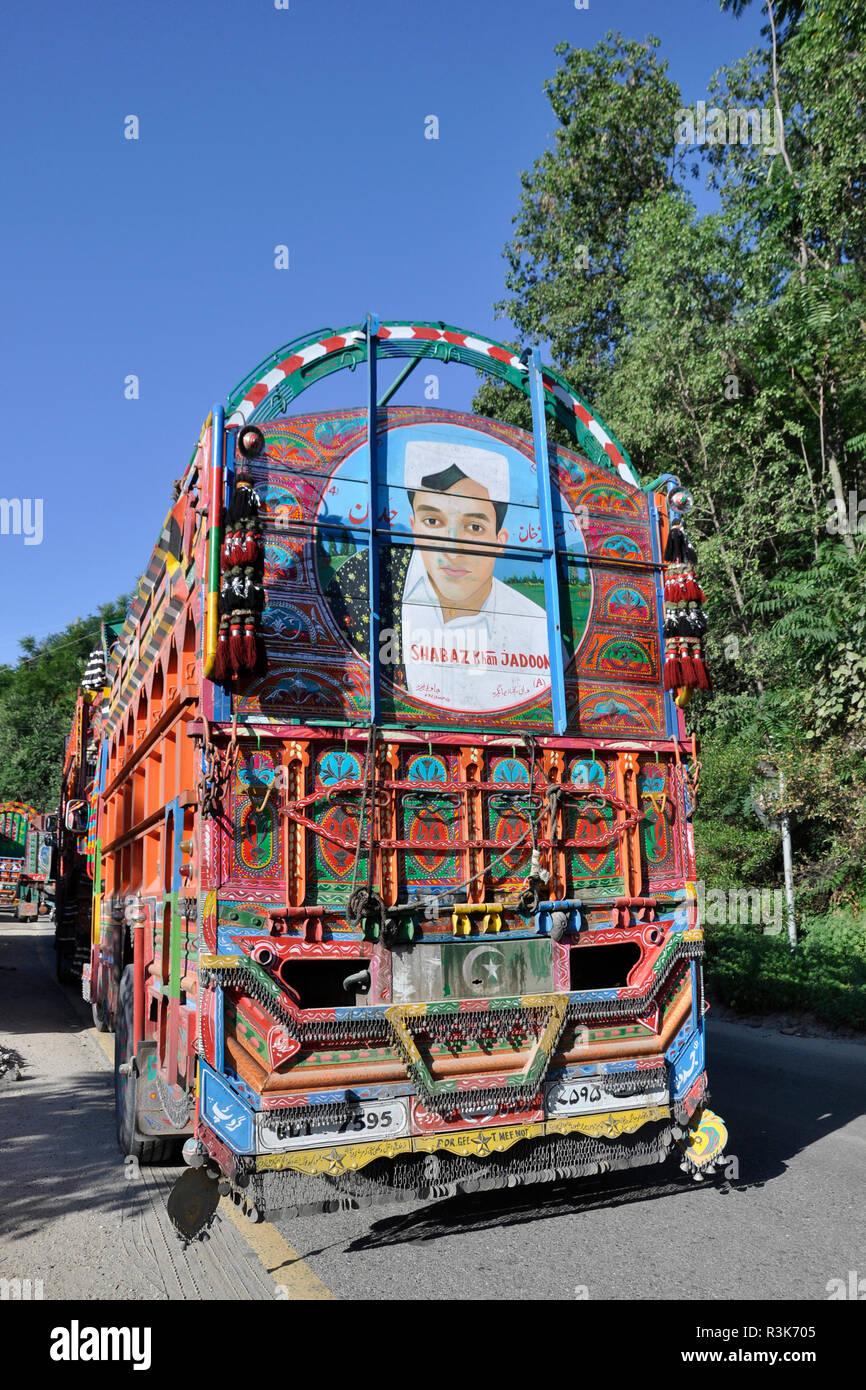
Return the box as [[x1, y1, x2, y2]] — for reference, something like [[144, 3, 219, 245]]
[[226, 322, 640, 488]]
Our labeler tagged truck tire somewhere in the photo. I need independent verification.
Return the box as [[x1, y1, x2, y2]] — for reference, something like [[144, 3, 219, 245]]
[[114, 965, 176, 1164], [55, 941, 75, 985], [92, 997, 110, 1033]]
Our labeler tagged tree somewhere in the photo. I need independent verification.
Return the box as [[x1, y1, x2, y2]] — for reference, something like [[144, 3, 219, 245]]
[[474, 32, 686, 429], [0, 596, 129, 811]]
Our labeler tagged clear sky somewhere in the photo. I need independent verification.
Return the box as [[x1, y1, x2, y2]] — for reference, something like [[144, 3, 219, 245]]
[[0, 0, 764, 665]]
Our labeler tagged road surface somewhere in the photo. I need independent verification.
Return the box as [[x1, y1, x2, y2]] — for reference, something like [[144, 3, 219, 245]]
[[2, 919, 864, 1301]]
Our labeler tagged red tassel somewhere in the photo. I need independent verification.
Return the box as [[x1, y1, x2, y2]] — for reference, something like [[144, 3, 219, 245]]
[[228, 617, 245, 673], [694, 647, 712, 691], [663, 647, 682, 690], [679, 639, 697, 687], [213, 622, 229, 682], [666, 573, 687, 603], [682, 574, 706, 604], [242, 618, 258, 670]]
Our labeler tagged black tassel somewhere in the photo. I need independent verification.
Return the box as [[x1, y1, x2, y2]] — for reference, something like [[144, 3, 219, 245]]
[[664, 524, 685, 564]]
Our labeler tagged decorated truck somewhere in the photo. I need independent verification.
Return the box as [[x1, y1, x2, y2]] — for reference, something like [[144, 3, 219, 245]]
[[78, 317, 727, 1235], [0, 803, 54, 917], [54, 655, 114, 985]]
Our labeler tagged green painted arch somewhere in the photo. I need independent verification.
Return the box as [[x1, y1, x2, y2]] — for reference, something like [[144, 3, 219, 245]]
[[225, 319, 640, 488]]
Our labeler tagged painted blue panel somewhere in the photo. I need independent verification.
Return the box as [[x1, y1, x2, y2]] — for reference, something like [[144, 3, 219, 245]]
[[548, 1058, 661, 1080], [665, 1018, 696, 1065], [265, 1082, 414, 1109], [215, 929, 245, 956], [529, 349, 566, 735], [366, 313, 381, 725], [199, 1061, 254, 1154], [670, 1027, 705, 1100], [226, 1071, 260, 1111], [669, 904, 690, 933]]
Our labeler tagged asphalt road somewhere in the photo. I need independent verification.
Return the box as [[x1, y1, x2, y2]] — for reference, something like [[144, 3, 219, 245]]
[[276, 1018, 866, 1302], [2, 918, 864, 1302]]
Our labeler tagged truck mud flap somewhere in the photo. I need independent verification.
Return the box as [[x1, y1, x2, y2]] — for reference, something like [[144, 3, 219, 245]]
[[135, 1041, 194, 1139]]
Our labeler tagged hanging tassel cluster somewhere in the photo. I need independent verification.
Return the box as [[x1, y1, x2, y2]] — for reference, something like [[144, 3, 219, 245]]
[[662, 517, 712, 694], [213, 463, 268, 682]]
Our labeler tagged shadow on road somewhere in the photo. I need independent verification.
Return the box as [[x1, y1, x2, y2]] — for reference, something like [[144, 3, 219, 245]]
[[0, 924, 92, 1039], [0, 924, 178, 1243], [339, 1018, 866, 1253], [342, 1161, 710, 1253], [0, 1068, 180, 1243]]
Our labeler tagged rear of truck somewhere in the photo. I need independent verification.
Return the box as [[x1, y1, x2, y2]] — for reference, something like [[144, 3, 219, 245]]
[[182, 334, 727, 1221], [85, 322, 725, 1226]]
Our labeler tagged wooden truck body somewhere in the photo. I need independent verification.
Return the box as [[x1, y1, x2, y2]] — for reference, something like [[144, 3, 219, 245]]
[[80, 319, 727, 1225]]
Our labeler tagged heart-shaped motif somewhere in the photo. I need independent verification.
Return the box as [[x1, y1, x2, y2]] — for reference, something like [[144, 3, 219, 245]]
[[268, 1025, 301, 1069]]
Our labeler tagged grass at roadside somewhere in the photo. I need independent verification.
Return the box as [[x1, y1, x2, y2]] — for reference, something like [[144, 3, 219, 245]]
[[704, 911, 866, 1033]]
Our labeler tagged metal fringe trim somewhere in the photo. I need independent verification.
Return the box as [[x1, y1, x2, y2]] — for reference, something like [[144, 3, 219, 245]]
[[565, 937, 701, 1022], [155, 1073, 194, 1130], [232, 1124, 677, 1221]]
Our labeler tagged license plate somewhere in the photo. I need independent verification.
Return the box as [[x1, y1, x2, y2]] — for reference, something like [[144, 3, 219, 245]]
[[256, 1098, 410, 1153], [544, 1076, 668, 1117]]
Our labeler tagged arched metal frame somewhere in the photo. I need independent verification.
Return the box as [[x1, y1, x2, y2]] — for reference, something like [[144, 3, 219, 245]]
[[225, 318, 640, 488], [214, 317, 642, 732]]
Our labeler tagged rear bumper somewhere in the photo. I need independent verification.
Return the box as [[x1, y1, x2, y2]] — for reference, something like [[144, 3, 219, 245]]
[[198, 1088, 680, 1220]]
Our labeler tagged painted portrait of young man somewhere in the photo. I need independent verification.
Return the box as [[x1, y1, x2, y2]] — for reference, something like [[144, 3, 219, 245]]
[[323, 436, 553, 713]]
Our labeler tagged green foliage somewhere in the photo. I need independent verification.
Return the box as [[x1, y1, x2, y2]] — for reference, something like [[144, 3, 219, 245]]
[[0, 597, 129, 812], [487, 33, 686, 405], [705, 914, 866, 1030], [694, 725, 780, 890]]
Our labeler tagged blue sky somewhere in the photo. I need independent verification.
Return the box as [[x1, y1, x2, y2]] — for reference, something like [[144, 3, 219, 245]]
[[0, 0, 764, 665]]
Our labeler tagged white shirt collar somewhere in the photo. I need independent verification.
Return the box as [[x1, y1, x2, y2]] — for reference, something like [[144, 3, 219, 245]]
[[403, 548, 497, 628]]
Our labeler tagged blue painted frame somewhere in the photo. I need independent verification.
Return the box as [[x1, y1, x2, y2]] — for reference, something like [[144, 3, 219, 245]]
[[366, 313, 381, 724], [528, 349, 567, 735], [647, 490, 678, 739]]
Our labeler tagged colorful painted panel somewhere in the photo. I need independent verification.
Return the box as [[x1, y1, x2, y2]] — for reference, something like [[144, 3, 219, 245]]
[[397, 747, 461, 902], [232, 407, 661, 734], [561, 756, 624, 895], [571, 684, 663, 736], [594, 574, 655, 626], [638, 758, 686, 891], [228, 748, 283, 883], [577, 629, 660, 683]]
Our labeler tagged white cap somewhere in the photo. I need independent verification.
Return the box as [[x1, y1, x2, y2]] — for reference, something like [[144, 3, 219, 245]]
[[404, 439, 509, 505]]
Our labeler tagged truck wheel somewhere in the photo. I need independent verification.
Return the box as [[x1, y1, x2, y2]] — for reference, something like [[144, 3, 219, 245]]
[[114, 966, 175, 1164], [92, 997, 110, 1033], [55, 942, 75, 985]]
